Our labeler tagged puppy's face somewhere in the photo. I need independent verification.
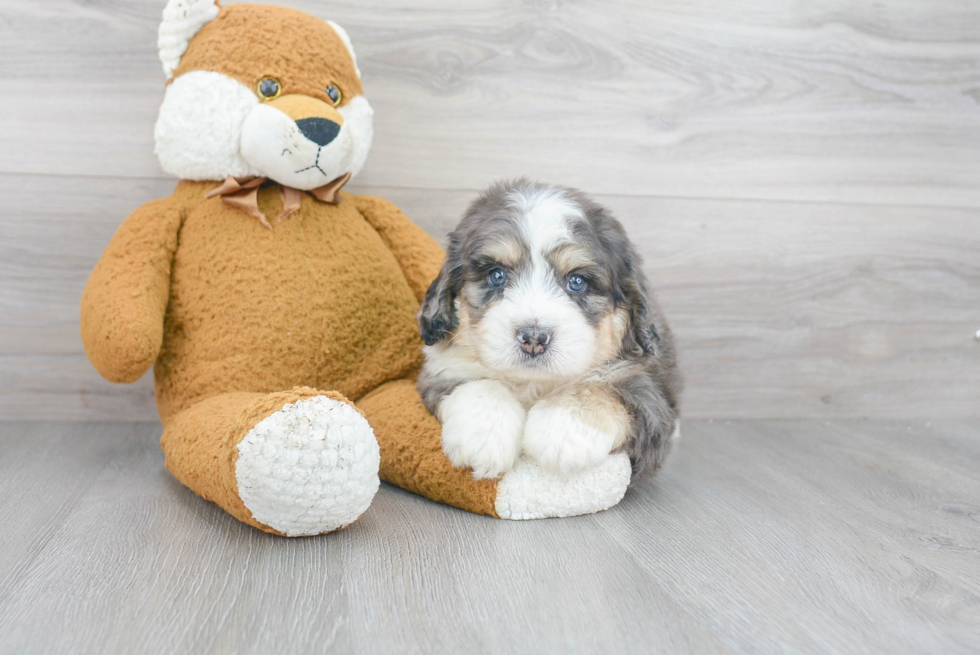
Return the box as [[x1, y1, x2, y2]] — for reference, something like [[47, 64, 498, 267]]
[[456, 193, 624, 381], [421, 181, 658, 382]]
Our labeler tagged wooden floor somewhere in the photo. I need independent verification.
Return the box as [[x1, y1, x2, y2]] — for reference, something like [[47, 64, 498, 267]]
[[1, 419, 977, 654]]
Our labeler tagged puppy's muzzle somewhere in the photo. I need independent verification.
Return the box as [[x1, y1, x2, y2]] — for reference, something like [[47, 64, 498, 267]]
[[517, 326, 551, 357]]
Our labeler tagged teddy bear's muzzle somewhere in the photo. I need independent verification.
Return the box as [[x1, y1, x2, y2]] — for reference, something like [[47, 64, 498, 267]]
[[240, 94, 356, 191], [266, 93, 343, 123], [268, 94, 345, 149]]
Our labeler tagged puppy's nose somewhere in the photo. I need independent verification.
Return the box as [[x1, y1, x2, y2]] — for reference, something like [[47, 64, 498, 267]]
[[295, 117, 340, 146], [517, 326, 551, 357]]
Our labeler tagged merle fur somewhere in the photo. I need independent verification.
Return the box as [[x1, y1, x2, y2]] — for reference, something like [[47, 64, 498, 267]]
[[417, 178, 682, 482]]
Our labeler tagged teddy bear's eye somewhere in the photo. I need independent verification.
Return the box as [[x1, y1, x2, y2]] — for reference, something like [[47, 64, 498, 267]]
[[326, 84, 342, 106], [257, 77, 281, 99]]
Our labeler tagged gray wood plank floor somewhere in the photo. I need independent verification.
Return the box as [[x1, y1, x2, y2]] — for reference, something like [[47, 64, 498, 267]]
[[1, 419, 977, 654], [1, 1, 977, 651]]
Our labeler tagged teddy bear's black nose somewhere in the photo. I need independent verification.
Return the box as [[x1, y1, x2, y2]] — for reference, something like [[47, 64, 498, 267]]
[[295, 118, 340, 146]]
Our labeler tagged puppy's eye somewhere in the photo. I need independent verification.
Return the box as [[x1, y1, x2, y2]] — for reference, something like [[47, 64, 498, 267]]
[[326, 84, 342, 106], [567, 274, 587, 293], [257, 77, 281, 99], [487, 268, 507, 288]]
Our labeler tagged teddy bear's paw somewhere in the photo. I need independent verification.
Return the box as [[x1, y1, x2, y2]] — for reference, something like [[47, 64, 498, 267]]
[[493, 453, 632, 520], [235, 395, 380, 536]]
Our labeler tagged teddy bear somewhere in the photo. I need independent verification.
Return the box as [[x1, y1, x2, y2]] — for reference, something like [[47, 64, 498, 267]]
[[81, 0, 633, 536]]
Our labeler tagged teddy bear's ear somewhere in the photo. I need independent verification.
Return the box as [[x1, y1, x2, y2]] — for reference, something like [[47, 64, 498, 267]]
[[325, 20, 362, 79], [158, 0, 221, 78]]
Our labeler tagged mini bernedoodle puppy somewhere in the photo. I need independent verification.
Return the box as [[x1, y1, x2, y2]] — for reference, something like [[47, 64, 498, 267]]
[[418, 179, 681, 481]]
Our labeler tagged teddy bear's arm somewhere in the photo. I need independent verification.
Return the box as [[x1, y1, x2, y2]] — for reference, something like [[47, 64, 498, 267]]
[[80, 197, 183, 383], [352, 194, 445, 303]]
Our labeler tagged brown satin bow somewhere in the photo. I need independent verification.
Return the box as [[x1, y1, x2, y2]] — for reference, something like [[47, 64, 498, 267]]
[[205, 173, 351, 229]]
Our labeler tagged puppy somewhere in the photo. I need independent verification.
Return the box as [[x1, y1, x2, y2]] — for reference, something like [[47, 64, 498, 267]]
[[417, 179, 681, 481]]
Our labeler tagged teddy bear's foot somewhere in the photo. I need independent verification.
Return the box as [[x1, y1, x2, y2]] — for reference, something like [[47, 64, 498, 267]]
[[493, 453, 631, 520], [235, 395, 380, 536], [161, 388, 379, 536]]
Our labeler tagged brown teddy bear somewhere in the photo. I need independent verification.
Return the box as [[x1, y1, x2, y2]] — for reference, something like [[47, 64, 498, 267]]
[[81, 0, 632, 536]]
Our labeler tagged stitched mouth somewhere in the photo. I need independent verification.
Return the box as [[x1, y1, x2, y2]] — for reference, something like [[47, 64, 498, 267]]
[[294, 145, 328, 177]]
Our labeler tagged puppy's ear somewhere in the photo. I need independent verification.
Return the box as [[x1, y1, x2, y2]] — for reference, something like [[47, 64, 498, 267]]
[[418, 233, 463, 346], [619, 262, 661, 359]]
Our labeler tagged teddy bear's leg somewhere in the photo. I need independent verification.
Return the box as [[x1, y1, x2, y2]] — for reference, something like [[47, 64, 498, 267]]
[[160, 387, 380, 536], [357, 379, 633, 520], [356, 379, 501, 517]]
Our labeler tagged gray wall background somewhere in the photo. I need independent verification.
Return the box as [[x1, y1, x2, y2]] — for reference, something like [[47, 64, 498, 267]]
[[1, 0, 978, 421]]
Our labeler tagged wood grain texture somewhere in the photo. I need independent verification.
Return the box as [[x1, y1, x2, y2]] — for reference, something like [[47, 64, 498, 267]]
[[0, 419, 977, 654], [1, 0, 978, 419], [1, 0, 979, 206], [2, 174, 977, 420], [2, 2, 977, 652]]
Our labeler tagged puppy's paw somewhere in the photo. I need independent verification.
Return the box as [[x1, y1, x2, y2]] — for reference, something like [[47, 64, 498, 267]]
[[438, 380, 526, 479], [523, 401, 619, 477]]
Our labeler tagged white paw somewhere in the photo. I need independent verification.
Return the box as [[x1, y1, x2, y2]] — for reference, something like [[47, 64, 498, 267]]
[[438, 380, 526, 479], [235, 396, 380, 536], [522, 402, 618, 477]]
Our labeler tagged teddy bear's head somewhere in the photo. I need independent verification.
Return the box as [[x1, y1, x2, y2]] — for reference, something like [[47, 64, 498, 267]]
[[154, 0, 373, 190]]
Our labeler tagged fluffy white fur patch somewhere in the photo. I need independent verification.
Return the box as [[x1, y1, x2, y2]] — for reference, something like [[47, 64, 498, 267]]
[[495, 453, 631, 520], [522, 400, 621, 476], [235, 396, 380, 537], [476, 278, 596, 381], [337, 96, 374, 179], [515, 190, 580, 255], [422, 341, 492, 383], [155, 71, 261, 181], [438, 380, 526, 479], [158, 0, 220, 78]]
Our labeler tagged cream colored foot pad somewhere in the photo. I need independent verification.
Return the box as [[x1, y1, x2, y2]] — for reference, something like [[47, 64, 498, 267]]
[[494, 452, 632, 520], [236, 396, 380, 536]]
